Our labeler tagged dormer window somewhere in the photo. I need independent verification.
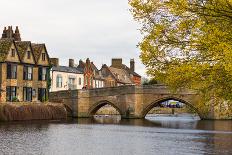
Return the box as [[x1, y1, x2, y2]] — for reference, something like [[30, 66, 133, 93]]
[[42, 53, 46, 61], [11, 48, 15, 57], [27, 51, 31, 59]]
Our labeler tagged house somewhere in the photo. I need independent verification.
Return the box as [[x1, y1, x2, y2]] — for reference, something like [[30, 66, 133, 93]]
[[0, 26, 50, 102], [77, 58, 105, 89], [50, 58, 84, 92], [100, 58, 141, 87]]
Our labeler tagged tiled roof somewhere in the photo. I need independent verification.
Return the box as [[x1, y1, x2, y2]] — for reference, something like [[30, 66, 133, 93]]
[[15, 41, 31, 60], [52, 66, 83, 74], [31, 43, 44, 61], [0, 39, 13, 62], [109, 67, 133, 84], [122, 64, 141, 77], [91, 63, 98, 72]]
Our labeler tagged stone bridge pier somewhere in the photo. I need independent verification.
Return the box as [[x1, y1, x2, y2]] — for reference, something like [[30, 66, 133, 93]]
[[50, 85, 213, 119]]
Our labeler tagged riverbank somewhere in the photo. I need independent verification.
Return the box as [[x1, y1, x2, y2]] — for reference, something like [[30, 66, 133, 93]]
[[0, 103, 67, 121]]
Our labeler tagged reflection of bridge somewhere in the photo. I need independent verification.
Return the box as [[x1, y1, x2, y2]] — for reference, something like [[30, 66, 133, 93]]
[[49, 85, 212, 119]]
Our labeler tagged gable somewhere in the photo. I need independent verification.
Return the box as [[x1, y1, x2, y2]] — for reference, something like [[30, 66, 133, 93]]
[[5, 43, 20, 63], [0, 39, 15, 62], [37, 47, 49, 66], [22, 46, 35, 64]]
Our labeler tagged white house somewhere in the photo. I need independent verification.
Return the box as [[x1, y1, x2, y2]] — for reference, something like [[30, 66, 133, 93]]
[[50, 58, 84, 92]]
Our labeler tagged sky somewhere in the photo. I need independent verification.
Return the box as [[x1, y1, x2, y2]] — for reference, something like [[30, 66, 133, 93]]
[[0, 0, 146, 77]]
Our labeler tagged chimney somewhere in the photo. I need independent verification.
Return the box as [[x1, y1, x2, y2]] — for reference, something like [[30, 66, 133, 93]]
[[86, 58, 90, 65], [1, 27, 7, 38], [50, 58, 59, 67], [13, 26, 21, 41], [69, 59, 74, 67], [111, 58, 122, 69], [130, 59, 135, 72], [6, 26, 14, 38]]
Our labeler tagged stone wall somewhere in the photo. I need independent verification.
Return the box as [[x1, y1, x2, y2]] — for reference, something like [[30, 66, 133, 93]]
[[0, 63, 48, 102], [50, 85, 210, 119]]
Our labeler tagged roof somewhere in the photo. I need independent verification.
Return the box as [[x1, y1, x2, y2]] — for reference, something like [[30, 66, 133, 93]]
[[91, 62, 98, 72], [15, 41, 32, 60], [31, 43, 44, 61], [0, 39, 14, 62], [109, 67, 133, 84], [122, 64, 141, 77], [52, 66, 83, 74]]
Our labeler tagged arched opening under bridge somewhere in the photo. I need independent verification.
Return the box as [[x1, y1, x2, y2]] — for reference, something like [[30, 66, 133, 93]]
[[88, 100, 122, 123], [142, 97, 202, 121]]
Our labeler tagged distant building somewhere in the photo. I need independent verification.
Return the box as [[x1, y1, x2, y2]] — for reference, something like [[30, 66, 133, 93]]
[[0, 26, 50, 102], [77, 58, 105, 89], [100, 58, 141, 87], [50, 58, 84, 92]]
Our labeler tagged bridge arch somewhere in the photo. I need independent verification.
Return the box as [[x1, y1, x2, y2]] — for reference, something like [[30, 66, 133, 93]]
[[141, 96, 202, 119], [88, 100, 123, 117]]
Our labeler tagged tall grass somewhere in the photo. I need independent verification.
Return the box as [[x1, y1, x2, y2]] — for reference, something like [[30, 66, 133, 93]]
[[0, 103, 67, 121]]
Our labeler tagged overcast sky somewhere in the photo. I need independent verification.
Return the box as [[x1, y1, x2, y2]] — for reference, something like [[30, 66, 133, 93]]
[[1, 0, 146, 77]]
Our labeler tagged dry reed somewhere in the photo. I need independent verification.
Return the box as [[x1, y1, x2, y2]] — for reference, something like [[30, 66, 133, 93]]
[[0, 103, 67, 121]]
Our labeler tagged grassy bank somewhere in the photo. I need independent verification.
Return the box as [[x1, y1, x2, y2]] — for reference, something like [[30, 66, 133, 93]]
[[0, 103, 67, 121]]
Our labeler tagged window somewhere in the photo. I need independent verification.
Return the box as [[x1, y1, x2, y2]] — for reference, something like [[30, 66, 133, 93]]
[[23, 87, 32, 101], [27, 51, 31, 59], [7, 64, 17, 79], [32, 89, 36, 97], [38, 88, 47, 102], [68, 78, 75, 85], [38, 67, 47, 81], [11, 48, 15, 57], [6, 86, 17, 101], [56, 75, 62, 88], [79, 77, 82, 85], [42, 68, 47, 80], [42, 53, 46, 61], [68, 78, 76, 90], [23, 66, 33, 80]]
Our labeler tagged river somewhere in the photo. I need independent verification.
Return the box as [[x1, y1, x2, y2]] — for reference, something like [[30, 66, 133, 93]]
[[0, 114, 231, 155]]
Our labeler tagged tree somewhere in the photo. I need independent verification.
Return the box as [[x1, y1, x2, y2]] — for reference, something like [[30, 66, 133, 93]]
[[129, 0, 232, 104], [142, 77, 158, 85]]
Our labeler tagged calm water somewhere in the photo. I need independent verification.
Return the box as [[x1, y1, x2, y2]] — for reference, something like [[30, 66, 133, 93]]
[[0, 115, 232, 155]]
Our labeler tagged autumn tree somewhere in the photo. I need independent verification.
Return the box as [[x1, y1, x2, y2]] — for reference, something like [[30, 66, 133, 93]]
[[129, 0, 232, 105]]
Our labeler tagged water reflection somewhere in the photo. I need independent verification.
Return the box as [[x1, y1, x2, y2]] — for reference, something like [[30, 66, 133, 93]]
[[0, 115, 231, 155]]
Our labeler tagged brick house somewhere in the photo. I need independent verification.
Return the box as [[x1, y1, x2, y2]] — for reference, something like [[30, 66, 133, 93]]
[[100, 58, 141, 87], [77, 58, 104, 89], [0, 26, 50, 102]]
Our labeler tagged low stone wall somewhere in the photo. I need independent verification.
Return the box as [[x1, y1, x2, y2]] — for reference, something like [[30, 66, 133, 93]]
[[0, 102, 67, 121]]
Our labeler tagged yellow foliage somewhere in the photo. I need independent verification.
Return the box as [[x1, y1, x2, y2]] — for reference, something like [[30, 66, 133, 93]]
[[129, 0, 232, 107]]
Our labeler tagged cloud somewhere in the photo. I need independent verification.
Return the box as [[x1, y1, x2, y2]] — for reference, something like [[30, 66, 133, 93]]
[[0, 0, 147, 77]]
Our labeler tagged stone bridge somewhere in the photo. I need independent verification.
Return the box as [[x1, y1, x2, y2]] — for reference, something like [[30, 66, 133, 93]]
[[49, 85, 212, 119]]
